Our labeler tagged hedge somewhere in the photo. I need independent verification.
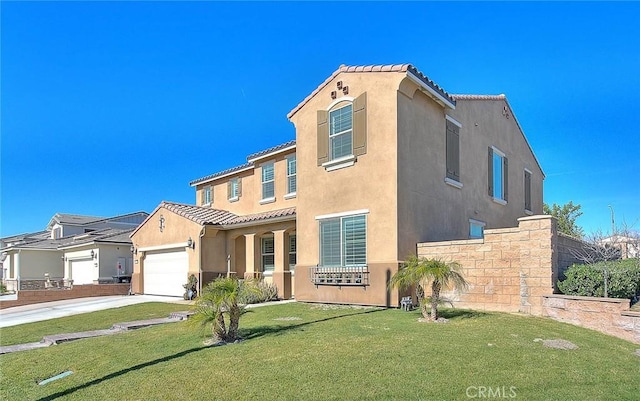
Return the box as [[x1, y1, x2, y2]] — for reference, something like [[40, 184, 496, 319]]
[[558, 258, 640, 299]]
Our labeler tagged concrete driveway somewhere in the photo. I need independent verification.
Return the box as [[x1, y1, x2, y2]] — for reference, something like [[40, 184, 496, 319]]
[[0, 295, 190, 328]]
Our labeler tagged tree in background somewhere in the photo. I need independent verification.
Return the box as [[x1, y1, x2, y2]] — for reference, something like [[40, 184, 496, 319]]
[[544, 201, 584, 238]]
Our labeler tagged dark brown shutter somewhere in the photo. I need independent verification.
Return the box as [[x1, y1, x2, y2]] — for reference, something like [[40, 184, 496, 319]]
[[446, 120, 460, 181], [524, 170, 532, 211], [353, 92, 367, 156], [317, 110, 329, 166], [488, 147, 493, 196], [237, 178, 242, 197], [503, 157, 508, 201], [227, 181, 231, 199]]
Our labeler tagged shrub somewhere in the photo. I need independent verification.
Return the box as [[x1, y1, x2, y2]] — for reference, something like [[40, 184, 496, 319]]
[[0, 283, 7, 294], [239, 280, 279, 304], [558, 258, 640, 299]]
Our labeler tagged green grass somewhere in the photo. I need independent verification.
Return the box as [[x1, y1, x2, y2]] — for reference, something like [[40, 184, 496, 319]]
[[1, 303, 639, 400], [0, 302, 188, 346]]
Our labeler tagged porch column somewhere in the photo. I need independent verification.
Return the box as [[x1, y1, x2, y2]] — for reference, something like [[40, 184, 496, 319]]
[[272, 229, 291, 299], [226, 238, 236, 277], [244, 233, 257, 279]]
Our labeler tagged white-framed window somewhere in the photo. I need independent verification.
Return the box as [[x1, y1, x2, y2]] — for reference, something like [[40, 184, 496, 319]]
[[319, 214, 366, 267], [202, 186, 212, 205], [228, 178, 240, 201], [489, 146, 508, 203], [288, 234, 296, 269], [52, 227, 62, 239], [262, 236, 275, 272], [261, 162, 275, 201], [329, 104, 353, 160], [286, 155, 296, 196], [469, 219, 486, 239]]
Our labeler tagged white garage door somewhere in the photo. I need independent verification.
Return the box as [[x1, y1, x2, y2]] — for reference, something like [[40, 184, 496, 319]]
[[144, 250, 188, 297], [71, 259, 97, 285]]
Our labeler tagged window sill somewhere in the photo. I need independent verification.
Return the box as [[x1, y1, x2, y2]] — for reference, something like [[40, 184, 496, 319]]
[[259, 197, 275, 205], [524, 209, 534, 216], [322, 155, 356, 171], [492, 197, 507, 206], [444, 177, 463, 189], [263, 270, 274, 277], [228, 196, 239, 203], [203, 202, 212, 207], [284, 192, 297, 200]]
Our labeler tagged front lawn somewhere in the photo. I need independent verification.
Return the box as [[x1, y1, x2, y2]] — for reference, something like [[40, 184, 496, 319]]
[[1, 303, 638, 400]]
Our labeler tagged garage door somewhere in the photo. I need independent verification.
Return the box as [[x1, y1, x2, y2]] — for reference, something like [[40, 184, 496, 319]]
[[71, 259, 97, 285], [143, 250, 188, 297]]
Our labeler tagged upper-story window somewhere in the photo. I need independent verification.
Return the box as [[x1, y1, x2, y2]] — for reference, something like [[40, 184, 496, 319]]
[[202, 186, 212, 205], [445, 116, 462, 188], [286, 155, 297, 196], [488, 146, 508, 204], [261, 162, 275, 202], [228, 177, 241, 201], [317, 92, 367, 171], [52, 227, 62, 239], [524, 169, 532, 213]]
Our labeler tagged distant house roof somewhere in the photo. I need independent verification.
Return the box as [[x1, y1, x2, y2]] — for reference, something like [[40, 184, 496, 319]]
[[46, 211, 149, 230], [58, 228, 136, 249], [189, 139, 296, 187], [287, 63, 456, 119]]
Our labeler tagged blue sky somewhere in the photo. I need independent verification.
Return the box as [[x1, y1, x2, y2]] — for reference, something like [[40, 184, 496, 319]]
[[1, 1, 638, 237]]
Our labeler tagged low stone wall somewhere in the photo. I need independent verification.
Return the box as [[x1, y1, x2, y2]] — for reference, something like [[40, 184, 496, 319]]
[[543, 294, 640, 344], [0, 284, 131, 309]]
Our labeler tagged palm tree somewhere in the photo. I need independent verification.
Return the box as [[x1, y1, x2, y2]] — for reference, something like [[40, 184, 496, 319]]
[[389, 255, 469, 321], [192, 276, 258, 343]]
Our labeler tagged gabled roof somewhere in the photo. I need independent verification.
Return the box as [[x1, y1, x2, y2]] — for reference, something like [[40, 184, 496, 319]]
[[189, 139, 296, 187], [160, 201, 238, 226], [287, 63, 456, 119]]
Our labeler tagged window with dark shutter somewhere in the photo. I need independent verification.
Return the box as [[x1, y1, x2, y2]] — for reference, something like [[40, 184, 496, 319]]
[[353, 92, 367, 156], [317, 110, 329, 166], [446, 119, 460, 181], [524, 170, 532, 211]]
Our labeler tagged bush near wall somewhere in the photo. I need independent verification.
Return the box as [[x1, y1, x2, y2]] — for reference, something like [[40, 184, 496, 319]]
[[558, 258, 640, 299]]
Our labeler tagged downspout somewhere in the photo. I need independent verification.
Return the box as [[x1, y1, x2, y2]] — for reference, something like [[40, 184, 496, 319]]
[[198, 226, 206, 296]]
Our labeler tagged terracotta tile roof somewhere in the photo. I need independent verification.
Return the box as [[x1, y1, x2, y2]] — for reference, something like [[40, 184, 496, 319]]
[[189, 139, 296, 187], [223, 207, 296, 227], [246, 139, 296, 162], [189, 162, 253, 187], [287, 64, 456, 119], [160, 201, 238, 225], [59, 228, 135, 248], [452, 94, 506, 100]]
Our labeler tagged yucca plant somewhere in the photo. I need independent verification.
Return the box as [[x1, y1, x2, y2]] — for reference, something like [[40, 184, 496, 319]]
[[389, 255, 469, 321]]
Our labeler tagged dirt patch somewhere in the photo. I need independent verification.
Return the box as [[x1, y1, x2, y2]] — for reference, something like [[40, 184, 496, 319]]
[[309, 304, 376, 311], [534, 338, 578, 350]]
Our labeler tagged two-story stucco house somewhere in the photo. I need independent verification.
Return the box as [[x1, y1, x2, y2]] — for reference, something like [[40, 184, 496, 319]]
[[130, 64, 543, 306]]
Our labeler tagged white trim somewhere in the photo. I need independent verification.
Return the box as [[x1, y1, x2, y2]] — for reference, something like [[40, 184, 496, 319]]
[[247, 145, 296, 164], [322, 154, 356, 171], [524, 168, 533, 174], [259, 197, 276, 205], [407, 71, 456, 109], [444, 177, 463, 189], [492, 197, 507, 206], [228, 196, 239, 203], [315, 209, 370, 221], [284, 192, 297, 200], [445, 115, 462, 128], [326, 96, 355, 111], [524, 209, 534, 216], [138, 242, 191, 253], [491, 145, 506, 158], [190, 165, 253, 187]]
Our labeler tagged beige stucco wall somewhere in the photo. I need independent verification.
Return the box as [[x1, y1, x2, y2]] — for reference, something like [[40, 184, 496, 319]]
[[397, 91, 544, 262], [130, 208, 203, 294], [10, 249, 64, 279], [194, 148, 297, 216], [290, 71, 406, 306]]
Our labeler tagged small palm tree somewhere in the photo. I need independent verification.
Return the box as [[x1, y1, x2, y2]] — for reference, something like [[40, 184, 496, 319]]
[[389, 255, 469, 321], [192, 276, 259, 343]]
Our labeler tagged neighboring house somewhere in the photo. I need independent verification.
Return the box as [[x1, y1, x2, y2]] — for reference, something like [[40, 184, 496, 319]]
[[1, 212, 148, 291], [131, 64, 544, 306], [601, 235, 640, 259]]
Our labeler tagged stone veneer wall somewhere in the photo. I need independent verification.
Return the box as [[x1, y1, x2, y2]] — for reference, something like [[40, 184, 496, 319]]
[[417, 215, 558, 316], [543, 295, 640, 344], [0, 284, 131, 309]]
